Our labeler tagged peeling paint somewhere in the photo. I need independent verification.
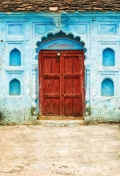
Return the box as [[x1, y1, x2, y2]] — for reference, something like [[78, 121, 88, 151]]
[[0, 12, 120, 124]]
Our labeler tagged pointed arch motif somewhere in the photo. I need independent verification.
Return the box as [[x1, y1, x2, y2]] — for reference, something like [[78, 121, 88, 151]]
[[103, 48, 115, 66], [101, 78, 114, 96], [36, 31, 87, 54], [9, 79, 21, 95], [9, 48, 21, 66]]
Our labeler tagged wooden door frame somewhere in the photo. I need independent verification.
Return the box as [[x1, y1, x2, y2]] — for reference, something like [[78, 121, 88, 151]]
[[38, 50, 85, 118]]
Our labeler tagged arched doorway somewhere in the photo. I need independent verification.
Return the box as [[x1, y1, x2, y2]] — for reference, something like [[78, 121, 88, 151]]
[[37, 32, 86, 118]]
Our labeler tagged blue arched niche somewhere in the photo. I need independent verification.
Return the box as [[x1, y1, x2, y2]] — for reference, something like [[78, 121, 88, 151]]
[[103, 48, 115, 66], [9, 79, 21, 95], [9, 48, 21, 66], [101, 78, 114, 96]]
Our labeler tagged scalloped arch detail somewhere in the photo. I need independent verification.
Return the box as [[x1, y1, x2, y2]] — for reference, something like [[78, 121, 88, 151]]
[[36, 31, 87, 54]]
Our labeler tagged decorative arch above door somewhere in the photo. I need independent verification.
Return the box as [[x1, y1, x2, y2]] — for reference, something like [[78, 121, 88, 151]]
[[36, 31, 87, 53], [38, 31, 85, 118]]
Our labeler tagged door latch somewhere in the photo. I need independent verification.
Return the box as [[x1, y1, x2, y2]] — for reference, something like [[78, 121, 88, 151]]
[[57, 52, 60, 56]]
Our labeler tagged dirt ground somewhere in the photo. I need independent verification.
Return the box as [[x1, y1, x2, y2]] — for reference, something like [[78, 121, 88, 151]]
[[0, 124, 120, 176]]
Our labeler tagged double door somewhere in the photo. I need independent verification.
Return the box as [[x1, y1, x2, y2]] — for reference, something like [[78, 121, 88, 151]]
[[39, 50, 84, 116]]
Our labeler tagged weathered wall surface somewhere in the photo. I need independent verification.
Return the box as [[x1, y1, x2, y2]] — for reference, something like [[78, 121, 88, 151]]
[[0, 12, 120, 124]]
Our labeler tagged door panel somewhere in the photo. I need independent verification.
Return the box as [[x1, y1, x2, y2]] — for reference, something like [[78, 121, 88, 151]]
[[39, 50, 84, 116], [64, 97, 72, 116]]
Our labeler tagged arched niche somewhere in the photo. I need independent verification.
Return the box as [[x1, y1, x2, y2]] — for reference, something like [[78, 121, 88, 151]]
[[9, 48, 21, 66], [101, 78, 114, 96], [9, 79, 21, 95], [103, 48, 115, 66]]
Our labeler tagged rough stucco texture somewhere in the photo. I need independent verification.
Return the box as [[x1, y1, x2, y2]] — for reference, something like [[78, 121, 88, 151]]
[[1, 11, 120, 124], [0, 0, 120, 12]]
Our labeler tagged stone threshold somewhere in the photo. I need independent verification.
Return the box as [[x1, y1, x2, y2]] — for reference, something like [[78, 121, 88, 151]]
[[37, 116, 84, 120], [36, 120, 84, 127]]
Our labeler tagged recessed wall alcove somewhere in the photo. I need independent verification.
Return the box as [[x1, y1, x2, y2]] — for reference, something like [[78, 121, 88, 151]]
[[9, 79, 21, 95], [9, 48, 21, 66], [103, 48, 115, 66], [101, 78, 114, 96]]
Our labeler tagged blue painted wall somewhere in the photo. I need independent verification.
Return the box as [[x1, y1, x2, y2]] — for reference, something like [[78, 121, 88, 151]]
[[10, 49, 21, 66], [0, 12, 120, 123]]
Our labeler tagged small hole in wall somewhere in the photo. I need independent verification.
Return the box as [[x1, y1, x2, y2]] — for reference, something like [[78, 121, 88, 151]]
[[9, 79, 21, 95], [9, 48, 21, 66], [101, 78, 114, 96], [103, 48, 115, 66]]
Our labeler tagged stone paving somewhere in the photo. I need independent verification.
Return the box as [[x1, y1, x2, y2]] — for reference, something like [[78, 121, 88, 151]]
[[0, 124, 120, 176]]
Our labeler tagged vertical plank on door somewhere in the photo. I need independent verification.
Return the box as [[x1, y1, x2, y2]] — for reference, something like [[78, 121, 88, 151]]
[[64, 53, 73, 116], [72, 55, 81, 115], [51, 55, 60, 115], [60, 52, 64, 116]]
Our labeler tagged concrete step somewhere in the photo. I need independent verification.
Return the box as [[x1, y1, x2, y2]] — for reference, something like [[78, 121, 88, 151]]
[[36, 120, 84, 127]]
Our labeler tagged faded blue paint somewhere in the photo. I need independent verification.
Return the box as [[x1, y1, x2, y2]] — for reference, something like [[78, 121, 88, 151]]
[[101, 78, 114, 96], [103, 48, 115, 66], [0, 12, 120, 124], [9, 79, 20, 95], [10, 48, 21, 66], [37, 38, 85, 51]]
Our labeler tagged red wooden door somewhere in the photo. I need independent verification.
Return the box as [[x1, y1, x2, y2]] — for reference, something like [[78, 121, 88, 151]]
[[39, 50, 84, 116]]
